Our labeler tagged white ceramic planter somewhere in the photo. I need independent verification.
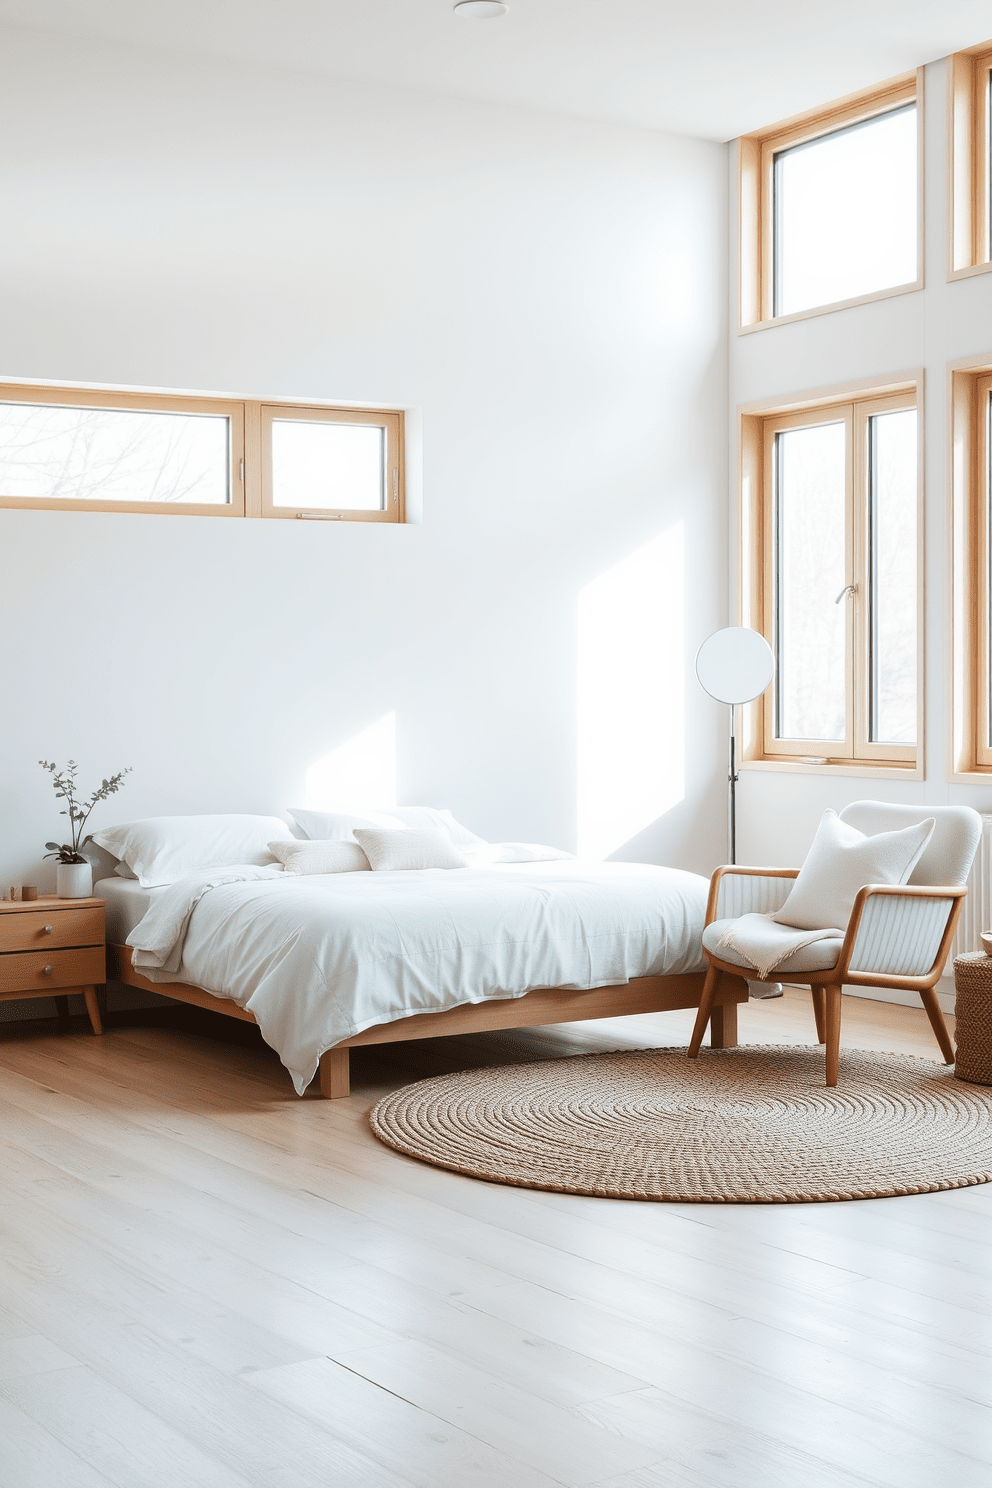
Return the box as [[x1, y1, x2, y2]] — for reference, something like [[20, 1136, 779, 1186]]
[[56, 861, 93, 899]]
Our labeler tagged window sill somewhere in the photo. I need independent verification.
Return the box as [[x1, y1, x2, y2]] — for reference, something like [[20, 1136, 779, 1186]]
[[947, 260, 992, 283], [737, 277, 923, 335], [741, 757, 923, 781]]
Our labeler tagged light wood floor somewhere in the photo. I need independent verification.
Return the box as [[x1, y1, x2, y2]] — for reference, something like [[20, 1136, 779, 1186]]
[[1, 991, 990, 1488]]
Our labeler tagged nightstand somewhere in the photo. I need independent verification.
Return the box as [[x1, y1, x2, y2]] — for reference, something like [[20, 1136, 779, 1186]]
[[0, 895, 106, 1035]]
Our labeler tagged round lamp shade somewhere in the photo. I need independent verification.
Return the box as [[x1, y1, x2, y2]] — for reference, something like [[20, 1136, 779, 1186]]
[[454, 1, 508, 16], [695, 626, 774, 706]]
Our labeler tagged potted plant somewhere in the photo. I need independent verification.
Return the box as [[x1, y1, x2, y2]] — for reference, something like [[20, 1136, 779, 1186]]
[[41, 759, 132, 898]]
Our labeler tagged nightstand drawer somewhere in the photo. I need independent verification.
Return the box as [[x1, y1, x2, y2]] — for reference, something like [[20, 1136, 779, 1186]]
[[0, 946, 106, 994], [0, 907, 104, 953]]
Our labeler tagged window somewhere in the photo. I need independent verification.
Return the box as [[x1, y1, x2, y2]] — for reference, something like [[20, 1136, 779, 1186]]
[[949, 43, 992, 278], [740, 381, 921, 772], [260, 405, 402, 523], [950, 358, 992, 774], [739, 73, 922, 329], [0, 384, 404, 521]]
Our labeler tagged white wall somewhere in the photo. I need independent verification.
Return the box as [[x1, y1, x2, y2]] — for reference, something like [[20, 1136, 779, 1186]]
[[729, 58, 992, 869], [0, 28, 729, 899]]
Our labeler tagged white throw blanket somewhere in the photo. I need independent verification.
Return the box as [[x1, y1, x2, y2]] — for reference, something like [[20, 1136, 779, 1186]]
[[718, 912, 843, 979]]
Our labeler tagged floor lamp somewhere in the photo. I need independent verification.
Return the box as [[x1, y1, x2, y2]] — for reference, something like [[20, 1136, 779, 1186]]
[[695, 626, 775, 865]]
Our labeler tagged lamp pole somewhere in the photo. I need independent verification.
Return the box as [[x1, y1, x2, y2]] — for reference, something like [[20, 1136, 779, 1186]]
[[729, 703, 737, 865]]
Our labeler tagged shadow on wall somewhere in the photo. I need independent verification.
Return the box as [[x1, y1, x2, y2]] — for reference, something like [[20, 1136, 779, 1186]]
[[577, 524, 685, 859]]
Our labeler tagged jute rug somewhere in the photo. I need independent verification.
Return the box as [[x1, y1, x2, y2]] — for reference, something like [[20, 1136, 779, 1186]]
[[369, 1045, 992, 1203]]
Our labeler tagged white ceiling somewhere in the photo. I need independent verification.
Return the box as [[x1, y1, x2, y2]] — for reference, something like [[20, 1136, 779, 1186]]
[[2, 0, 991, 141]]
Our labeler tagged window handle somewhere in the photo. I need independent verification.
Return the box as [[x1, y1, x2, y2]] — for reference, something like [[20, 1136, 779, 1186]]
[[834, 583, 858, 604]]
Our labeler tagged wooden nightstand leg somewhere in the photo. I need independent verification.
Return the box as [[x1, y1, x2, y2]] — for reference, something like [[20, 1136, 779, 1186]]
[[54, 994, 71, 1026], [82, 985, 103, 1036]]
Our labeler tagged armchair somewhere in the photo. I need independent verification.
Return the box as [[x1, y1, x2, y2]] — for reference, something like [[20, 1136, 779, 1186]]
[[686, 802, 981, 1086]]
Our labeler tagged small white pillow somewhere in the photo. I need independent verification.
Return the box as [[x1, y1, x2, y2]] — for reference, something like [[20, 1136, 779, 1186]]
[[286, 807, 403, 842], [114, 860, 138, 879], [267, 839, 371, 875], [92, 815, 293, 888], [774, 809, 935, 932], [353, 827, 466, 871]]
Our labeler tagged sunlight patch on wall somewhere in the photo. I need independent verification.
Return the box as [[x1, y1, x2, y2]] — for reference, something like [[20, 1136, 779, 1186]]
[[577, 526, 685, 859], [305, 713, 397, 809]]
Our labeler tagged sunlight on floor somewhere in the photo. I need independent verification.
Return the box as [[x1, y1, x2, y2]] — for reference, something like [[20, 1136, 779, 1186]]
[[304, 712, 397, 809], [577, 525, 685, 858]]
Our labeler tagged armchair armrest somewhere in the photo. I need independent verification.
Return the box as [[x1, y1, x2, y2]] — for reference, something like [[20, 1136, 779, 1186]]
[[706, 865, 800, 927], [837, 883, 968, 988]]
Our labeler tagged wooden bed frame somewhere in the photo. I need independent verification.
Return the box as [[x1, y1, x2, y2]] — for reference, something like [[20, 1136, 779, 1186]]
[[107, 944, 749, 1098]]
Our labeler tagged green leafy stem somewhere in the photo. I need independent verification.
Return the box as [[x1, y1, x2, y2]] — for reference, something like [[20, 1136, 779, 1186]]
[[40, 759, 132, 863]]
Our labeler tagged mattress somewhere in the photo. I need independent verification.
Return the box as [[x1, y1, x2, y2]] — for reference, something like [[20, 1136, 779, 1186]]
[[94, 878, 164, 944]]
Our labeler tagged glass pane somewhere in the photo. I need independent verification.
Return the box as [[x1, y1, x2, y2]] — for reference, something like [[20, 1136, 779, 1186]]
[[0, 402, 229, 504], [775, 422, 847, 741], [271, 420, 384, 511], [774, 104, 917, 317], [870, 408, 917, 745]]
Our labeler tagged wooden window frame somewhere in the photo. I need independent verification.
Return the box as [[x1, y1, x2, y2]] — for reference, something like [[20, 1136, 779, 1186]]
[[949, 357, 992, 777], [739, 71, 923, 332], [259, 404, 404, 524], [0, 382, 405, 522], [739, 374, 924, 778], [948, 43, 992, 279]]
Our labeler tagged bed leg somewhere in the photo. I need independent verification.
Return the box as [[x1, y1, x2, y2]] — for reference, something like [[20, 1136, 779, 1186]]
[[708, 999, 738, 1050], [319, 1047, 350, 1099]]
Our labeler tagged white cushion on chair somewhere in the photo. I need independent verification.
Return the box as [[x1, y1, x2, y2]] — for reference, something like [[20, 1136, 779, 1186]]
[[703, 919, 844, 974], [773, 809, 934, 933]]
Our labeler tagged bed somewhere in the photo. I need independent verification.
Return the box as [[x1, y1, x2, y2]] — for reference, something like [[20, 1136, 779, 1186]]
[[97, 859, 749, 1099]]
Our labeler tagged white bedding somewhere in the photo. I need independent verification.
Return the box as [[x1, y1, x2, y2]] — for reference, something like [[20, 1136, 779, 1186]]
[[95, 878, 165, 944], [125, 859, 709, 1095]]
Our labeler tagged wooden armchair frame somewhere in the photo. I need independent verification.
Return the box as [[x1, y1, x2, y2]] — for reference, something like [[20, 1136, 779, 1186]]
[[687, 865, 967, 1085]]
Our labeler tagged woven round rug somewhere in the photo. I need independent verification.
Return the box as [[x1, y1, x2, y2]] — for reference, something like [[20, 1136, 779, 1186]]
[[369, 1045, 992, 1203]]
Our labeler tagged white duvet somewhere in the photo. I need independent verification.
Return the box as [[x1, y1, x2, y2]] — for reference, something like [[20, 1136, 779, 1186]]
[[127, 859, 708, 1094]]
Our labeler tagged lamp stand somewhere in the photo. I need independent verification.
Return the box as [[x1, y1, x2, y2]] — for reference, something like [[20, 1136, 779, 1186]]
[[728, 703, 738, 865]]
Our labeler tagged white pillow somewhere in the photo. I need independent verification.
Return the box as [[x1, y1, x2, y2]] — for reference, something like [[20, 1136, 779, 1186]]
[[353, 827, 466, 871], [113, 860, 138, 879], [388, 807, 486, 849], [287, 805, 485, 849], [286, 807, 403, 842], [92, 815, 294, 888], [773, 809, 935, 932], [267, 839, 371, 875], [462, 842, 574, 865]]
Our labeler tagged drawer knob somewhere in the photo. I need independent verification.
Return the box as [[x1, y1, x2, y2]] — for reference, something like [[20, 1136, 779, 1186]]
[[43, 965, 53, 975], [43, 925, 53, 934]]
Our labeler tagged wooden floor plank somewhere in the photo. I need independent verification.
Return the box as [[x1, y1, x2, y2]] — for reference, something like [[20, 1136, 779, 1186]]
[[0, 1393, 117, 1488], [0, 992, 987, 1488]]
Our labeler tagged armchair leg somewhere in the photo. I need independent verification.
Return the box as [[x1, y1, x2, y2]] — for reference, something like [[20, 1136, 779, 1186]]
[[688, 963, 720, 1058], [824, 985, 842, 1087], [919, 988, 955, 1066], [810, 987, 826, 1045]]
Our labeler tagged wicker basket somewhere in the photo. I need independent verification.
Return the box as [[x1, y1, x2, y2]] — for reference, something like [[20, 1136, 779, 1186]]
[[952, 953, 992, 1085]]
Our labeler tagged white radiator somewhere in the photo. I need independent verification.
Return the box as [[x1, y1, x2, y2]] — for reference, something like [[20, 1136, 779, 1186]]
[[949, 812, 992, 961]]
